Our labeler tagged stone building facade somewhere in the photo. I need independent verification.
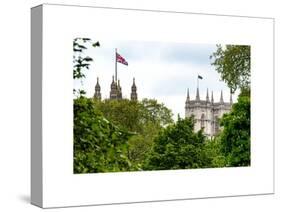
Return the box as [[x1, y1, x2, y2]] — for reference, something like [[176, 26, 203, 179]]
[[185, 88, 232, 137]]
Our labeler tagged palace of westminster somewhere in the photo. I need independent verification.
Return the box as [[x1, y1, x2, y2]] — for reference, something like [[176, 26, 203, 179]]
[[93, 77, 232, 137], [93, 76, 138, 101]]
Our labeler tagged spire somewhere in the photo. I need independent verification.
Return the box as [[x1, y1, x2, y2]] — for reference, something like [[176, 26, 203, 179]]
[[196, 87, 200, 101], [185, 88, 190, 109], [206, 88, 209, 102], [117, 79, 122, 99], [111, 75, 115, 86], [211, 91, 214, 104], [93, 77, 101, 100], [220, 90, 224, 103], [110, 75, 118, 99], [95, 77, 100, 89], [131, 77, 137, 101], [186, 88, 190, 102]]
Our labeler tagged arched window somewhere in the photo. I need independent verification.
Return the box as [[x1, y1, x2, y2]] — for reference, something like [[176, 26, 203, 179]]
[[200, 114, 205, 129]]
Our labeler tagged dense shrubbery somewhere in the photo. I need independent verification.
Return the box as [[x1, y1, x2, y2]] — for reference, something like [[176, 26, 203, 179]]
[[143, 118, 208, 170], [73, 97, 133, 173], [73, 93, 250, 173], [92, 98, 174, 169], [219, 91, 251, 166]]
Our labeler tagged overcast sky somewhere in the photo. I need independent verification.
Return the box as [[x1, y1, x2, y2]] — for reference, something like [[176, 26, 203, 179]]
[[74, 39, 238, 120]]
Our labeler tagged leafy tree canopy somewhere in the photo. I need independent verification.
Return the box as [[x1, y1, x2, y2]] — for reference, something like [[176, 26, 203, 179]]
[[210, 45, 250, 93], [93, 98, 174, 133], [219, 93, 251, 166], [144, 117, 210, 170], [93, 98, 174, 168], [74, 97, 133, 173]]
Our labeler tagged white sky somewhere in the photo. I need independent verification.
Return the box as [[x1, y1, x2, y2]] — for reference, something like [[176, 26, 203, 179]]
[[74, 39, 238, 120]]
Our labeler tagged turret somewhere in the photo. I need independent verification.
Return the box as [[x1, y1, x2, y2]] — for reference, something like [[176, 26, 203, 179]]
[[117, 79, 122, 99], [206, 88, 209, 103], [130, 78, 138, 101], [220, 90, 224, 104], [93, 77, 101, 100], [196, 87, 200, 101], [185, 88, 190, 109], [110, 75, 118, 99]]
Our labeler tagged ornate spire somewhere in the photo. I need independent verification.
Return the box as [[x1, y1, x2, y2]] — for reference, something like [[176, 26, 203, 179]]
[[220, 90, 224, 103], [206, 88, 209, 102], [93, 77, 101, 100], [186, 88, 190, 102], [185, 88, 190, 109], [110, 75, 118, 99], [211, 91, 214, 104], [117, 79, 122, 99], [110, 75, 115, 87], [131, 78, 137, 101], [196, 87, 200, 101]]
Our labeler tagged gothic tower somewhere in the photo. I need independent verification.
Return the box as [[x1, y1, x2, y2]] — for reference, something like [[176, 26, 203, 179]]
[[109, 76, 118, 99], [185, 88, 232, 137], [130, 78, 138, 101], [117, 79, 122, 99], [93, 77, 101, 100]]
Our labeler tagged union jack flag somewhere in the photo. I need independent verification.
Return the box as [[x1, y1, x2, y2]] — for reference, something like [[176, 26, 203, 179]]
[[116, 53, 128, 66]]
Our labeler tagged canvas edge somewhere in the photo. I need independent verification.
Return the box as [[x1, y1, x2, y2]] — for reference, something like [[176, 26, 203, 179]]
[[30, 3, 275, 208], [31, 4, 43, 208]]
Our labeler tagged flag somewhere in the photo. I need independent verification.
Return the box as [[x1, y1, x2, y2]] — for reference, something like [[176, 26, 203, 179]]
[[198, 75, 203, 79], [116, 52, 128, 66]]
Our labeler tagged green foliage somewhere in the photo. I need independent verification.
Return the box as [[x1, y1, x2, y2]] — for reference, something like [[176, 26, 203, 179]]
[[93, 98, 174, 168], [140, 98, 174, 127], [203, 138, 227, 168], [73, 38, 100, 95], [127, 122, 160, 169], [210, 44, 251, 167], [219, 93, 251, 166], [73, 39, 251, 173], [144, 117, 210, 170], [94, 98, 173, 132], [73, 97, 133, 173], [93, 99, 142, 132], [210, 45, 251, 93]]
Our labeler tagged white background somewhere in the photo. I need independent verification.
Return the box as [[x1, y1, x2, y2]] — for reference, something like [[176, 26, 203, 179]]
[[42, 4, 273, 208], [0, 0, 280, 211]]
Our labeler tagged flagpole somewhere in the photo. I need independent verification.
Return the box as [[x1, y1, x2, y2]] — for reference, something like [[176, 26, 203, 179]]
[[115, 48, 117, 82], [197, 74, 199, 88]]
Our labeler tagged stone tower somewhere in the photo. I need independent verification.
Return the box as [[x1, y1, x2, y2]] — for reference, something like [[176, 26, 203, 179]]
[[130, 78, 138, 101], [93, 77, 101, 100], [185, 87, 232, 137], [109, 76, 118, 99], [117, 79, 122, 99]]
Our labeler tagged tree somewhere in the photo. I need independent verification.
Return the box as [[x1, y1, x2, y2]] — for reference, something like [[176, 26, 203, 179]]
[[93, 98, 174, 168], [73, 38, 100, 95], [210, 45, 250, 93], [140, 98, 174, 127], [127, 121, 160, 169], [73, 97, 133, 173], [219, 93, 251, 166], [93, 99, 142, 132], [93, 98, 174, 133], [203, 138, 227, 168], [144, 117, 209, 170]]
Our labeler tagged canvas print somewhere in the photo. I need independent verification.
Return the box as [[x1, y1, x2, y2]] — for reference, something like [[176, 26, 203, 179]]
[[73, 38, 251, 174]]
